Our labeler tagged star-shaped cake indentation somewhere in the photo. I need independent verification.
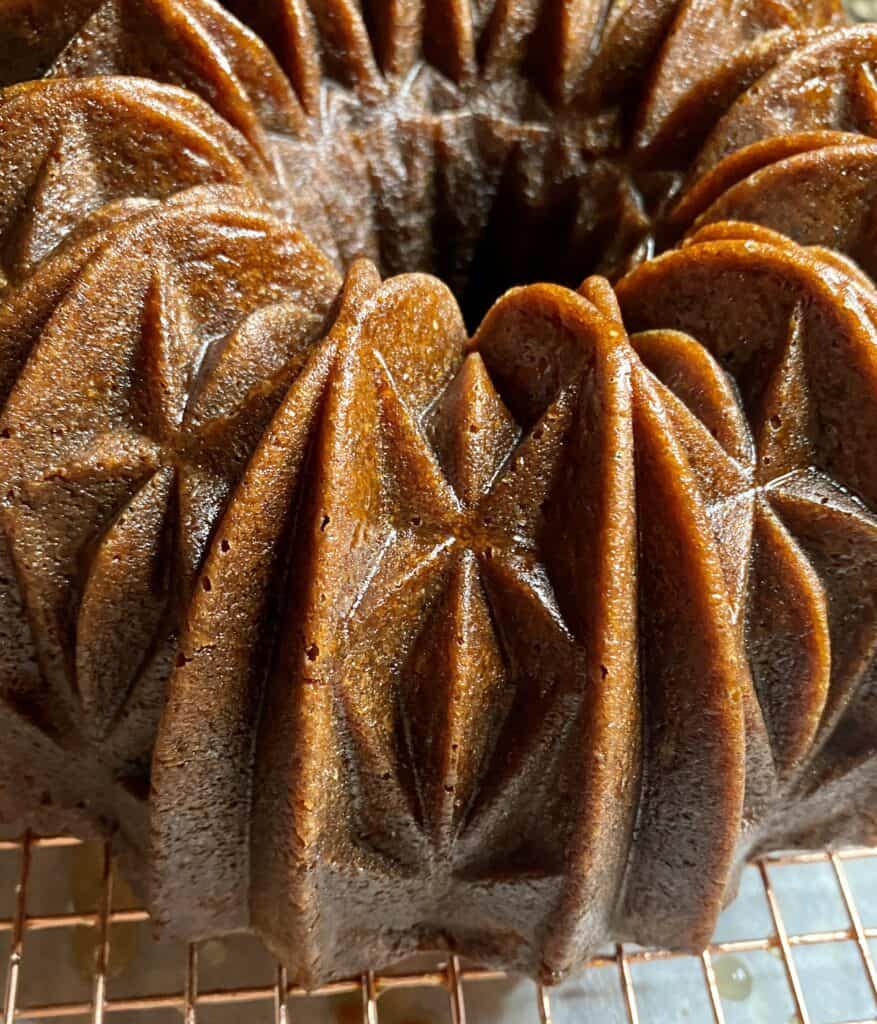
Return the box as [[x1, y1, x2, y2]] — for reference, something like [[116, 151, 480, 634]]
[[0, 194, 340, 741]]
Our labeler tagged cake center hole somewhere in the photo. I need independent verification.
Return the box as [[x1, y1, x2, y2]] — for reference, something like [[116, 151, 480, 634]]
[[288, 99, 671, 329], [369, 138, 656, 329]]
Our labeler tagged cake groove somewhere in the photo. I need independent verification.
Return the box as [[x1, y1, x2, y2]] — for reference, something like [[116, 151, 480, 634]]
[[0, 188, 340, 847]]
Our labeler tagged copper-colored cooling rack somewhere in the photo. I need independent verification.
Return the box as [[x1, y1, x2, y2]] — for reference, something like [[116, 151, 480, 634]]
[[1, 835, 876, 1024]]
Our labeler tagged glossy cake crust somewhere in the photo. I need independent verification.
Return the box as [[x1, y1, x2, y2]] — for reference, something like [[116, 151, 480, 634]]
[[0, 0, 876, 986]]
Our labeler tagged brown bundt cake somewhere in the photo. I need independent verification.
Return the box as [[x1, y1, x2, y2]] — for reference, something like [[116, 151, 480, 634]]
[[1, 0, 876, 986]]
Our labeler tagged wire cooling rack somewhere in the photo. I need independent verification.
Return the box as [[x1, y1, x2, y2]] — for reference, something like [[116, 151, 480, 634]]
[[1, 836, 876, 1024]]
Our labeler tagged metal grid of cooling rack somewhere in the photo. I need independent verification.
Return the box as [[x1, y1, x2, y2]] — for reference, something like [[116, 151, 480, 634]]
[[1, 836, 876, 1024]]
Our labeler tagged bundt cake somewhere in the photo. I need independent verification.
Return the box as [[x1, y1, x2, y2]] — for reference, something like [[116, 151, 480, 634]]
[[1, 0, 876, 986]]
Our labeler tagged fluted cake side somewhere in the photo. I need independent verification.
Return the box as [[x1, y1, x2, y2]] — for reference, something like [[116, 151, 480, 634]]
[[149, 233, 877, 982]]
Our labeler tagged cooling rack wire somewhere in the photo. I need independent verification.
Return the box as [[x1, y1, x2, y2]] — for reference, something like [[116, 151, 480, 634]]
[[1, 836, 876, 1024]]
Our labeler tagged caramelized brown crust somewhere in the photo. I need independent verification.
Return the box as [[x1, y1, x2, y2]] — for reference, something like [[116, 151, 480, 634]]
[[0, 188, 340, 838], [0, 0, 876, 987], [147, 230, 877, 983]]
